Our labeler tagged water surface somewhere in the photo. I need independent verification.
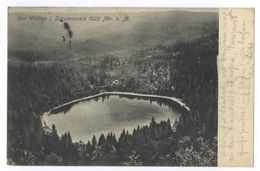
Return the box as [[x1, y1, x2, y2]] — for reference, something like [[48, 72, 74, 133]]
[[43, 94, 182, 142]]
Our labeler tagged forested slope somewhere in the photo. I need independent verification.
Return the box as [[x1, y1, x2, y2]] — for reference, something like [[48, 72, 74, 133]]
[[7, 12, 218, 165]]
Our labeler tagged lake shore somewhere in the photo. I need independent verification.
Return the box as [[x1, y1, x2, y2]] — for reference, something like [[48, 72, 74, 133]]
[[45, 91, 190, 116]]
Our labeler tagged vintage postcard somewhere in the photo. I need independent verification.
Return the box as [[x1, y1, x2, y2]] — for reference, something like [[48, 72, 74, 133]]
[[7, 8, 254, 166]]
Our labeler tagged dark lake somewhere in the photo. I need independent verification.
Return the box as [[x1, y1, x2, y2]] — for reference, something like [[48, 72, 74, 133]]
[[42, 93, 186, 142]]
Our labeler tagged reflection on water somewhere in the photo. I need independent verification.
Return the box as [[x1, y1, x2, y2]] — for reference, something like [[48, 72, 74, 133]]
[[43, 94, 182, 142]]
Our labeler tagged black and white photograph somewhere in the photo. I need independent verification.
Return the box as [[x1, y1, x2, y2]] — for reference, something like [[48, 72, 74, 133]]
[[7, 7, 219, 166]]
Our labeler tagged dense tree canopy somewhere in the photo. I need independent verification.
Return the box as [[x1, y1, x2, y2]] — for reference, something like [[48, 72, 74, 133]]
[[8, 27, 218, 165]]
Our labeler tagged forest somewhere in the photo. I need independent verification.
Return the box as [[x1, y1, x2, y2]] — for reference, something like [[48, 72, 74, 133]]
[[38, 117, 217, 166], [7, 23, 218, 166]]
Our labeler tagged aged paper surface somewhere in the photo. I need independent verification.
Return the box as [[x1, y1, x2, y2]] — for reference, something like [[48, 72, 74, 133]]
[[218, 8, 254, 167], [6, 7, 255, 166]]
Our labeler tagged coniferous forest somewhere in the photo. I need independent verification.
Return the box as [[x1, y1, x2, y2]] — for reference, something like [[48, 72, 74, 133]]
[[8, 9, 218, 166]]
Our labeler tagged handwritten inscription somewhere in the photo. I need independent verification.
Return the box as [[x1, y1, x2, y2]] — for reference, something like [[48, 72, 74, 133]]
[[218, 9, 253, 166]]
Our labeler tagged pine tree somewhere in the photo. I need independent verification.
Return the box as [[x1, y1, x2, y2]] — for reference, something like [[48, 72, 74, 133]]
[[150, 117, 156, 139], [91, 135, 97, 149], [166, 118, 172, 135], [86, 141, 91, 150], [150, 117, 156, 127], [51, 124, 60, 154], [98, 134, 105, 146]]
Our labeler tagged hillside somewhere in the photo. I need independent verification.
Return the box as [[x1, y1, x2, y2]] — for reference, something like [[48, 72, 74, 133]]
[[8, 10, 217, 60], [7, 9, 218, 165]]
